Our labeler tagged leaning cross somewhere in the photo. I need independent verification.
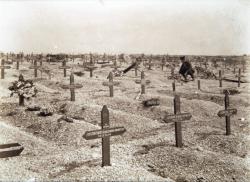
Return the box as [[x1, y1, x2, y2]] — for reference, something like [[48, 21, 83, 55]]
[[59, 60, 71, 77], [217, 91, 237, 135], [163, 95, 192, 147], [135, 71, 150, 94], [83, 105, 126, 167], [61, 73, 83, 101], [0, 59, 11, 79], [103, 72, 119, 97]]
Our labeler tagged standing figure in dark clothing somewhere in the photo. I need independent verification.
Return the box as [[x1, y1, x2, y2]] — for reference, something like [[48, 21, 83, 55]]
[[179, 56, 195, 81]]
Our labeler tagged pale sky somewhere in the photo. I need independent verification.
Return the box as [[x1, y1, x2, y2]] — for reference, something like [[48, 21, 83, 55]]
[[0, 0, 249, 55]]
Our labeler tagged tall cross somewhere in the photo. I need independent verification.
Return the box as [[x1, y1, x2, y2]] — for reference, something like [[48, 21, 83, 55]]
[[61, 73, 83, 101], [83, 105, 126, 167], [163, 95, 192, 147], [217, 91, 237, 135], [0, 59, 11, 79]]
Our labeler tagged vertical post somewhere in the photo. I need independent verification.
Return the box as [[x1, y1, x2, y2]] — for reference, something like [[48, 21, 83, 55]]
[[34, 60, 38, 78], [198, 80, 201, 90], [233, 67, 236, 74], [219, 70, 222, 87], [90, 69, 93, 77], [101, 105, 111, 167], [16, 60, 19, 70], [141, 71, 145, 94], [109, 72, 114, 97], [135, 64, 138, 77], [225, 92, 230, 135], [172, 81, 176, 92], [1, 59, 5, 79], [174, 95, 182, 147], [18, 75, 25, 106], [70, 73, 75, 101], [63, 60, 66, 77], [171, 67, 174, 78], [40, 60, 43, 66], [238, 68, 241, 87]]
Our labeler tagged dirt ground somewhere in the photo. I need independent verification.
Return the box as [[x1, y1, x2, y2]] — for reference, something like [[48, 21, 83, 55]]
[[0, 58, 249, 181]]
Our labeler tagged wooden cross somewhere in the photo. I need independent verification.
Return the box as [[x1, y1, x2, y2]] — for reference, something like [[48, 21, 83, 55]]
[[85, 55, 97, 77], [61, 73, 83, 101], [83, 105, 126, 167], [163, 95, 192, 147], [85, 65, 97, 78], [29, 59, 42, 78], [102, 72, 119, 97], [59, 60, 71, 77], [15, 55, 22, 70], [219, 70, 222, 87], [0, 59, 11, 79], [217, 91, 237, 135], [135, 71, 150, 94]]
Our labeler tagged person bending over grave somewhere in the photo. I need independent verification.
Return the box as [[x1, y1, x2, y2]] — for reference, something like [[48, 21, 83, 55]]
[[179, 56, 195, 81]]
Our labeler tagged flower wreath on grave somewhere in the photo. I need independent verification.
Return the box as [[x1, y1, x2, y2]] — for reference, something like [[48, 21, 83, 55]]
[[8, 75, 38, 100]]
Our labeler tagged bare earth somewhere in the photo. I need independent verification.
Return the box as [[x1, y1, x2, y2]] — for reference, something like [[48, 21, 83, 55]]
[[0, 59, 249, 182]]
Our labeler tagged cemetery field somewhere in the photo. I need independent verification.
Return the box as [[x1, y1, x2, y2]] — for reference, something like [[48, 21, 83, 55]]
[[0, 58, 250, 181]]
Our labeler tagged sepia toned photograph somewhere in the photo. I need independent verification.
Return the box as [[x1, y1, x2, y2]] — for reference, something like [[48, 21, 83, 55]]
[[0, 0, 249, 181]]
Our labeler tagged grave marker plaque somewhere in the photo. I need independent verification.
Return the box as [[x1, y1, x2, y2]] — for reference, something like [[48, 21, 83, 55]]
[[83, 105, 126, 167]]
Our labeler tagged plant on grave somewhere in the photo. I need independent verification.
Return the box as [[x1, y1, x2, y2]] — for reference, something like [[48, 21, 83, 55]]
[[8, 74, 38, 106]]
